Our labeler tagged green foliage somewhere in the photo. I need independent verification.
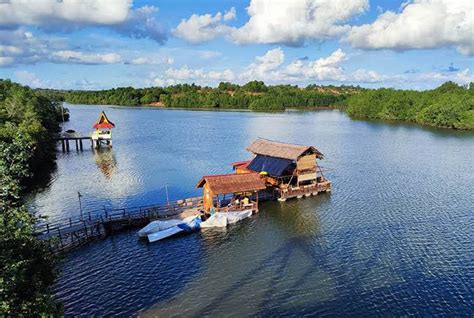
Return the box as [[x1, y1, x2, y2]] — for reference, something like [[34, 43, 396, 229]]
[[249, 96, 285, 111], [58, 82, 356, 111], [242, 80, 267, 93], [0, 80, 62, 316], [347, 82, 474, 130]]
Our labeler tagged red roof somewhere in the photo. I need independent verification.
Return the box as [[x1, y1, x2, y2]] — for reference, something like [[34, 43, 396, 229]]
[[93, 111, 115, 129], [93, 122, 115, 129], [231, 160, 251, 169]]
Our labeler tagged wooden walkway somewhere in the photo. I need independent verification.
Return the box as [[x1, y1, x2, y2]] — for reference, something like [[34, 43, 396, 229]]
[[278, 181, 331, 201], [57, 132, 92, 152], [36, 197, 203, 253]]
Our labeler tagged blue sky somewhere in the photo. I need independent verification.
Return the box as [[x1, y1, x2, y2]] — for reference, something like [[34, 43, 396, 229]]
[[0, 0, 472, 90]]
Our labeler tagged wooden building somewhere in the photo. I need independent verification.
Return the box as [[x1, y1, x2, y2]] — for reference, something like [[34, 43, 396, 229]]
[[244, 138, 331, 200], [91, 111, 115, 148], [196, 173, 266, 213]]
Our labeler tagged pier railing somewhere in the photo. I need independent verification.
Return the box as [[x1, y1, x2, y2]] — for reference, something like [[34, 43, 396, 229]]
[[36, 197, 203, 253]]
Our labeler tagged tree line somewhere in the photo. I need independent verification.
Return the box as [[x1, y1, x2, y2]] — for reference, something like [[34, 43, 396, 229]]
[[1, 80, 66, 316], [39, 80, 474, 129], [346, 81, 474, 130], [54, 81, 359, 110]]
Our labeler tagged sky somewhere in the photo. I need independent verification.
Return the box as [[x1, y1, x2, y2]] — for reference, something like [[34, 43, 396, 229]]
[[0, 0, 473, 90]]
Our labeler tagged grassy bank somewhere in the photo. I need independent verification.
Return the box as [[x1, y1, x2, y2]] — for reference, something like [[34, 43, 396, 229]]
[[0, 80, 67, 316]]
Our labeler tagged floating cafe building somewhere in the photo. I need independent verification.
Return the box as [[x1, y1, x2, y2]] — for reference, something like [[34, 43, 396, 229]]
[[197, 138, 331, 214]]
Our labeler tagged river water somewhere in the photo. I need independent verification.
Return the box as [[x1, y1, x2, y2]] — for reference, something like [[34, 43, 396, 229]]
[[28, 104, 473, 316]]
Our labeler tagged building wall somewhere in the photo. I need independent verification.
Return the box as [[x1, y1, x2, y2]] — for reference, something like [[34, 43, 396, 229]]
[[296, 154, 318, 184], [202, 183, 214, 212]]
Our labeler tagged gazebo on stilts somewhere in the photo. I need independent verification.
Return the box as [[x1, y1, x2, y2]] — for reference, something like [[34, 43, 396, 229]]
[[91, 111, 115, 149]]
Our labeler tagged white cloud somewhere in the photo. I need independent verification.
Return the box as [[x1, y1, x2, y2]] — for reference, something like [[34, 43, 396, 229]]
[[174, 1, 368, 45], [351, 69, 385, 83], [0, 0, 130, 26], [241, 48, 285, 79], [14, 70, 48, 88], [241, 48, 347, 82], [223, 7, 237, 21], [173, 8, 236, 44], [163, 66, 236, 82], [197, 50, 222, 59], [0, 1, 167, 43], [411, 68, 473, 85], [152, 48, 349, 85], [347, 0, 474, 55], [52, 50, 123, 64], [232, 0, 369, 45], [113, 5, 167, 44], [0, 28, 69, 66], [128, 56, 174, 65], [0, 56, 14, 66], [149, 47, 473, 88]]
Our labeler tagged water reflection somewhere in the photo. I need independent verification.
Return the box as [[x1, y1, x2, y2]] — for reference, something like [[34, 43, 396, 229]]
[[93, 148, 117, 179]]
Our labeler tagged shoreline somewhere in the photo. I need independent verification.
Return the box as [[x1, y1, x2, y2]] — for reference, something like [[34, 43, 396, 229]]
[[63, 102, 474, 132]]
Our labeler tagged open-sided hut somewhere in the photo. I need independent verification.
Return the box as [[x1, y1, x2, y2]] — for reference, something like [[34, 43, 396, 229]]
[[245, 138, 330, 200], [91, 111, 115, 148], [196, 173, 266, 213]]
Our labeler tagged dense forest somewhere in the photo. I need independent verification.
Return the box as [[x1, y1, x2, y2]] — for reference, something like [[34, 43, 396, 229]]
[[0, 80, 65, 316], [48, 80, 474, 130], [346, 82, 474, 130], [53, 81, 358, 110]]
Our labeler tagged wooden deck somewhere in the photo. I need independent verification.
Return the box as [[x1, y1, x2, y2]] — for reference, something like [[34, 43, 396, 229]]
[[57, 131, 114, 151], [57, 132, 92, 152], [278, 181, 331, 201]]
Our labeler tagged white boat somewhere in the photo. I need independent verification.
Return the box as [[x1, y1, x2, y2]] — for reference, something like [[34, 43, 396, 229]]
[[138, 215, 198, 238], [138, 219, 182, 238], [201, 210, 253, 228], [226, 210, 253, 224], [147, 216, 202, 243], [200, 213, 227, 228]]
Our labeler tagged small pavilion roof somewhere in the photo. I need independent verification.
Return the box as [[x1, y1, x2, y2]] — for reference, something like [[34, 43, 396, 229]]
[[93, 111, 115, 129], [196, 173, 266, 194], [231, 160, 252, 169], [247, 138, 323, 160]]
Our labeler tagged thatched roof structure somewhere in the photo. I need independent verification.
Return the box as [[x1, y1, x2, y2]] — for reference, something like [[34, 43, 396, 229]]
[[196, 173, 266, 194], [247, 138, 323, 160]]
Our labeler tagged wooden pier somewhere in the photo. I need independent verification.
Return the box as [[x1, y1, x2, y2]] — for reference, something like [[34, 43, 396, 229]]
[[57, 131, 114, 152], [36, 197, 203, 253], [57, 132, 92, 152]]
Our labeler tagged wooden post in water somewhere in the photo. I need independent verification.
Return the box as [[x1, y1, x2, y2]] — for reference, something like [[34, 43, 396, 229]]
[[57, 228, 64, 251], [65, 140, 70, 152], [79, 139, 83, 151], [61, 140, 65, 152]]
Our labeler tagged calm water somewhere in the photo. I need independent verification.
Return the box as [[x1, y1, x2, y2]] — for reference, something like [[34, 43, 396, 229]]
[[28, 104, 473, 317]]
